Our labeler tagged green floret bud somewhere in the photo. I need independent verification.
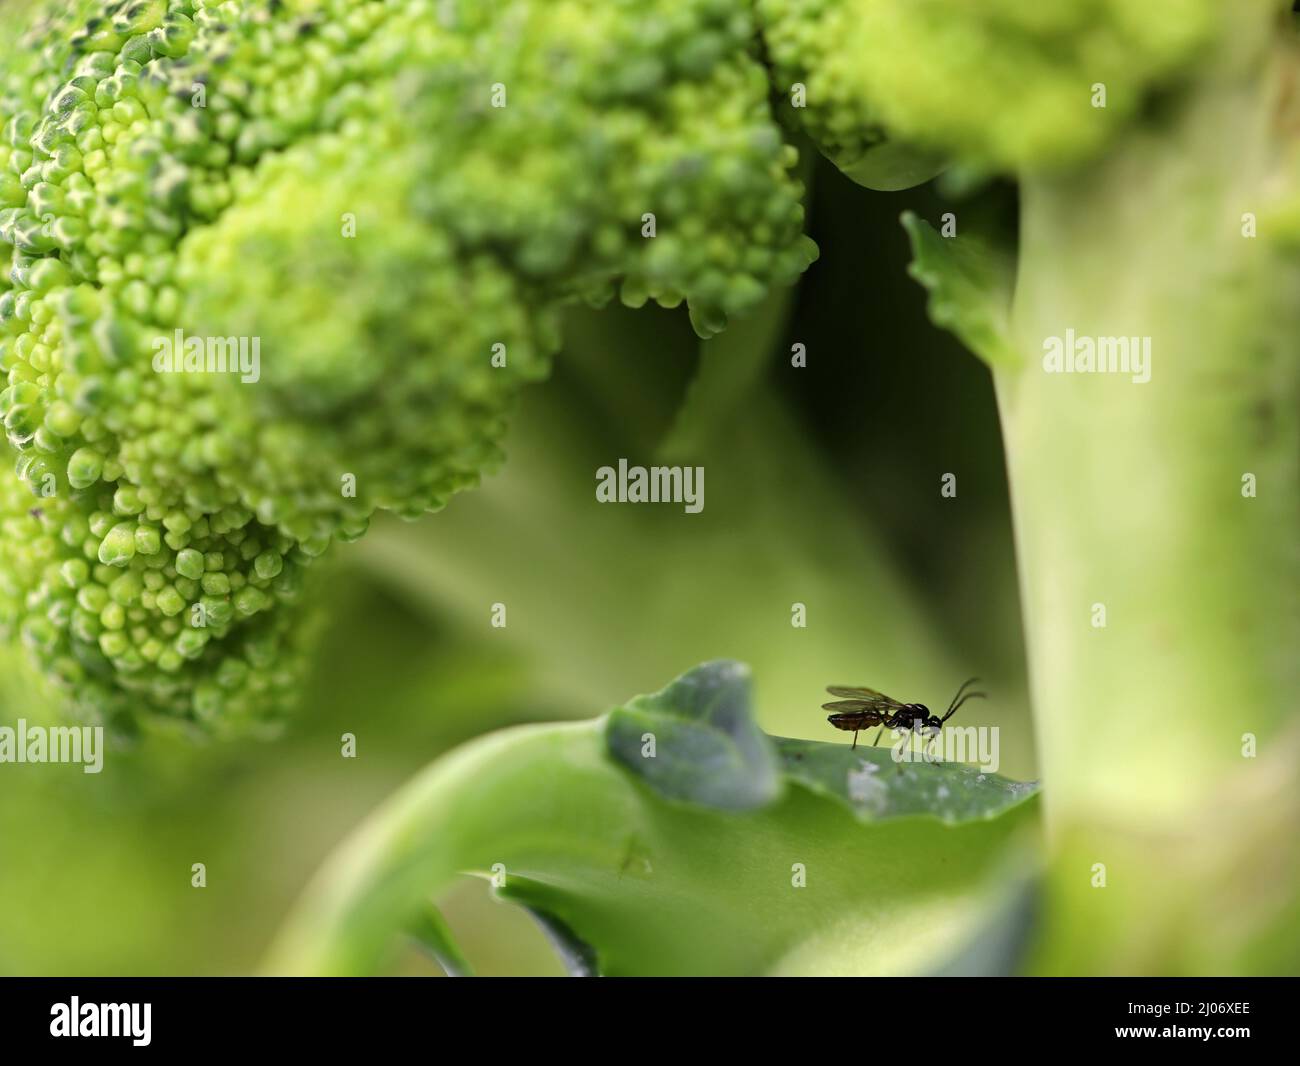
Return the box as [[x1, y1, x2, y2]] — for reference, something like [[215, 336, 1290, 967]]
[[66, 448, 104, 489], [98, 630, 129, 658], [76, 584, 108, 614], [156, 648, 182, 673], [44, 402, 80, 438], [113, 485, 145, 515], [233, 586, 269, 617], [61, 558, 88, 588], [107, 571, 142, 606], [154, 585, 185, 617], [200, 572, 230, 596], [134, 525, 160, 555], [162, 510, 191, 534], [174, 627, 209, 659], [253, 550, 282, 581], [200, 596, 234, 628], [174, 548, 204, 581], [97, 523, 136, 566], [21, 615, 57, 652]]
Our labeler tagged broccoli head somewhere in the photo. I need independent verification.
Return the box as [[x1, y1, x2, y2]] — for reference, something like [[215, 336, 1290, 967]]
[[0, 0, 815, 732]]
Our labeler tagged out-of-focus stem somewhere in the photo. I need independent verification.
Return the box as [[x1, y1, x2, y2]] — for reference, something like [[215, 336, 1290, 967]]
[[1000, 43, 1300, 971]]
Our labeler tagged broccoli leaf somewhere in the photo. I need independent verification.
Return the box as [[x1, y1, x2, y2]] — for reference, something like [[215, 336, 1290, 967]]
[[901, 211, 1019, 369], [606, 660, 780, 810], [841, 141, 948, 192], [268, 662, 1040, 976], [406, 902, 475, 977], [775, 738, 1038, 823]]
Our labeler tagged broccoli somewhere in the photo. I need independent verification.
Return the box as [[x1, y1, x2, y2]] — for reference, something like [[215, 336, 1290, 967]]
[[1, 0, 1295, 977], [0, 0, 815, 732]]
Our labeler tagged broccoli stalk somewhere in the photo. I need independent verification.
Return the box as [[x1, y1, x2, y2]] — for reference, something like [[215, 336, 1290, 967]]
[[999, 46, 1300, 973]]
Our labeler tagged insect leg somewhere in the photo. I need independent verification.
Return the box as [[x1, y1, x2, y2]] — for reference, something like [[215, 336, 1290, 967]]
[[876, 711, 903, 748]]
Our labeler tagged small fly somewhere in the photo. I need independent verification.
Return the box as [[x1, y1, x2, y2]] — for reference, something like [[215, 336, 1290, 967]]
[[823, 678, 986, 750]]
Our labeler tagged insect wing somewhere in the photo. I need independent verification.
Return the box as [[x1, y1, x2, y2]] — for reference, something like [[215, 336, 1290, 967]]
[[824, 686, 905, 710], [821, 699, 879, 712]]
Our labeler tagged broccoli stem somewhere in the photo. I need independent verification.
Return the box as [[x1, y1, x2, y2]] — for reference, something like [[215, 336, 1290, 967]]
[[998, 49, 1300, 971]]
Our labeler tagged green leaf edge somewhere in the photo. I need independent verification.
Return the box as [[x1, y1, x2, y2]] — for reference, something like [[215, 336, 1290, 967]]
[[901, 210, 1020, 369]]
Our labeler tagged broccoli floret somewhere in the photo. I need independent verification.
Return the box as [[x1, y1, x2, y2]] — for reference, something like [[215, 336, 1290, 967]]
[[757, 0, 1224, 174], [0, 0, 815, 731]]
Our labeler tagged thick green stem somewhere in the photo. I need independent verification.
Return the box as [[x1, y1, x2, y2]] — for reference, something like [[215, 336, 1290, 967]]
[[1000, 43, 1300, 971]]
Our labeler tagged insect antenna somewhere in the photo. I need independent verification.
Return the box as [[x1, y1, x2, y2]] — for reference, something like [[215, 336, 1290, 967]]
[[939, 678, 986, 724]]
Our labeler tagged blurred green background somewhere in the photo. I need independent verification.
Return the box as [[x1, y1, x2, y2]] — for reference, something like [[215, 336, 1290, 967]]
[[0, 159, 1034, 976]]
